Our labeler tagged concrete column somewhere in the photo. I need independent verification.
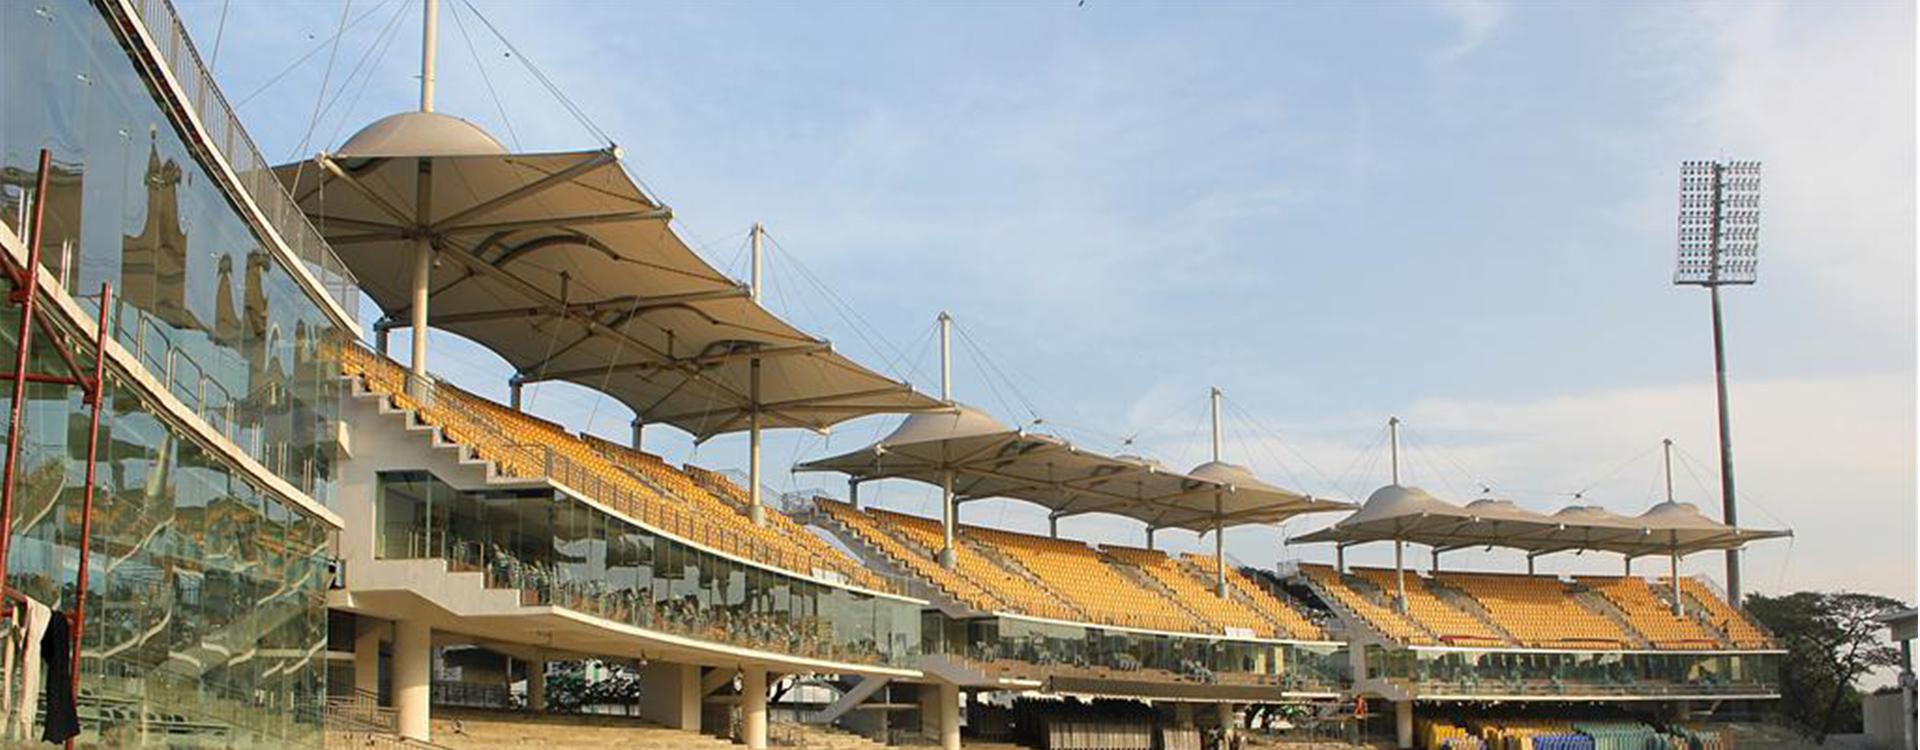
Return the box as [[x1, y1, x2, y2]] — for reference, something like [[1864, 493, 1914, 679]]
[[1217, 702, 1236, 744], [353, 620, 383, 700], [1395, 700, 1414, 750], [741, 667, 768, 750], [920, 683, 961, 750], [527, 659, 546, 712], [638, 662, 701, 730], [393, 619, 432, 742]]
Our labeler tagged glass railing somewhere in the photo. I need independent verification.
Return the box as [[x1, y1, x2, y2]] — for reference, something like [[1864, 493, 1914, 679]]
[[940, 615, 1351, 691], [346, 343, 905, 597], [104, 296, 334, 501], [117, 0, 361, 321], [1364, 644, 1782, 698]]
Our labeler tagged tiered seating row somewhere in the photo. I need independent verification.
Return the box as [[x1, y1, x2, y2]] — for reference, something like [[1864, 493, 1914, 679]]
[[1185, 555, 1326, 641], [1575, 576, 1721, 649], [871, 508, 1084, 622], [1104, 546, 1274, 637], [966, 526, 1199, 633], [816, 499, 1008, 613], [341, 344, 889, 595], [1351, 566, 1505, 647], [1433, 572, 1626, 649], [1299, 564, 1434, 645], [1670, 577, 1772, 648]]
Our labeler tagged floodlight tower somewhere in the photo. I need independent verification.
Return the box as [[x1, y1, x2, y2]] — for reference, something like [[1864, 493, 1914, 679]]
[[1674, 160, 1761, 609]]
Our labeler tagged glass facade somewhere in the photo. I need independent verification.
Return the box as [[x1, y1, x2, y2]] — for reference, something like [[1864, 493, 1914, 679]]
[[1, 0, 343, 505], [376, 471, 924, 668], [2, 303, 331, 749], [1364, 645, 1782, 698], [0, 0, 346, 746], [934, 615, 1350, 693]]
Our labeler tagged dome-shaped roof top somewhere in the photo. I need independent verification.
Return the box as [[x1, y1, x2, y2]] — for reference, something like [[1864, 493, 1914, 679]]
[[1338, 484, 1458, 526], [1634, 501, 1724, 530], [1188, 460, 1259, 487], [873, 403, 1012, 449], [1462, 497, 1545, 522], [336, 112, 508, 157]]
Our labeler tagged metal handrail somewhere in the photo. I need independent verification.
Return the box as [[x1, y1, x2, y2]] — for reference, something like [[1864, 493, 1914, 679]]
[[346, 342, 901, 596], [117, 0, 361, 321]]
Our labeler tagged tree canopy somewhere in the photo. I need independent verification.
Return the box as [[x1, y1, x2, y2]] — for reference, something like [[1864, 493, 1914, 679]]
[[1744, 591, 1906, 742]]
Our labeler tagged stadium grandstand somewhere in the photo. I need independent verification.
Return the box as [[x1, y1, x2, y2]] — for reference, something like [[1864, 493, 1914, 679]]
[[0, 2, 1796, 750]]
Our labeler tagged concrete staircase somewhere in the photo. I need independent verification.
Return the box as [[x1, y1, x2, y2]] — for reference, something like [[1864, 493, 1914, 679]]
[[1344, 573, 1443, 643], [965, 539, 1093, 622], [1569, 587, 1653, 648], [430, 707, 738, 750], [1429, 582, 1520, 646], [772, 721, 894, 749]]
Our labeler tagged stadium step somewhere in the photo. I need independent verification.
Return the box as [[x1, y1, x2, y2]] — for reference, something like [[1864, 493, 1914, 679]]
[[1110, 558, 1213, 628], [964, 537, 1092, 621], [773, 720, 893, 749], [1428, 582, 1520, 646], [1665, 588, 1741, 649], [430, 707, 738, 750], [1569, 587, 1654, 648], [1344, 573, 1444, 642]]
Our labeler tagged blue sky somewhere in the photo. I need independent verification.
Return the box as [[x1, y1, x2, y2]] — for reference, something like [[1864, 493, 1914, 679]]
[[181, 0, 1914, 604]]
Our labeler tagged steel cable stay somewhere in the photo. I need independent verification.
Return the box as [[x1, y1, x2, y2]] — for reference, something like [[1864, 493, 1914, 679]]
[[762, 231, 930, 388], [445, 0, 522, 151], [231, 0, 398, 109]]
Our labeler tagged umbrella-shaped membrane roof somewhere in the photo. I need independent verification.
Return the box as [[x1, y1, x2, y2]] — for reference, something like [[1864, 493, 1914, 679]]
[[796, 406, 1353, 532], [1290, 485, 1790, 558], [277, 112, 943, 439]]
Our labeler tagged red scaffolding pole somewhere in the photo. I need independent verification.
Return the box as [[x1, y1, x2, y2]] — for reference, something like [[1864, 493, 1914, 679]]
[[0, 150, 117, 747], [65, 283, 110, 750]]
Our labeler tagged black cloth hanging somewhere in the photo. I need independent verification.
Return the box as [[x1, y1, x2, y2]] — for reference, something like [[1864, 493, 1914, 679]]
[[39, 611, 78, 744]]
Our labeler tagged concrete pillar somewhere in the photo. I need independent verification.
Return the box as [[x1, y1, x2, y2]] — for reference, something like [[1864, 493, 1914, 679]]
[[741, 667, 768, 750], [393, 619, 432, 742], [353, 620, 383, 700], [920, 683, 961, 750], [527, 659, 546, 712], [1217, 702, 1236, 744], [638, 662, 701, 730], [1395, 700, 1414, 750]]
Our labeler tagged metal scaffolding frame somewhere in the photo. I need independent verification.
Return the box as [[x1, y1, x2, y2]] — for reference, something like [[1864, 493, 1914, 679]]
[[0, 151, 115, 750]]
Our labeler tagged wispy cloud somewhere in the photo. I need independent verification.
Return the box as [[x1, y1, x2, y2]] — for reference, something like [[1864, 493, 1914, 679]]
[[1428, 0, 1507, 67]]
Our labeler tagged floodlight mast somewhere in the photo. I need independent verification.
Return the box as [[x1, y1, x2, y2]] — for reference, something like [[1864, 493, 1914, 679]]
[[1675, 160, 1760, 609]]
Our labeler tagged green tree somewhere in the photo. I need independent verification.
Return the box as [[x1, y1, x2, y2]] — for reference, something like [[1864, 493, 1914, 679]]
[[1744, 591, 1905, 743]]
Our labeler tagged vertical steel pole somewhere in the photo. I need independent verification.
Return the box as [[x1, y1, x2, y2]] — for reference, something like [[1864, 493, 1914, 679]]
[[0, 151, 54, 594], [1394, 538, 1407, 614], [938, 312, 955, 568], [419, 0, 438, 113], [1214, 493, 1226, 597], [67, 283, 111, 750], [408, 160, 432, 398], [1388, 417, 1401, 485], [748, 225, 764, 526], [1704, 162, 1742, 609], [1709, 285, 1741, 608], [938, 312, 952, 402], [1209, 386, 1223, 463], [1663, 438, 1676, 503]]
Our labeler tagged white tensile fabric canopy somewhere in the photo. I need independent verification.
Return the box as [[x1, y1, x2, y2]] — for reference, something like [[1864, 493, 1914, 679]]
[[796, 405, 1354, 532], [276, 112, 942, 439], [1289, 485, 1789, 557]]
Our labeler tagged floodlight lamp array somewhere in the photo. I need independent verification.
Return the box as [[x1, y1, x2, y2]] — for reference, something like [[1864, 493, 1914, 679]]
[[1675, 160, 1761, 286]]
